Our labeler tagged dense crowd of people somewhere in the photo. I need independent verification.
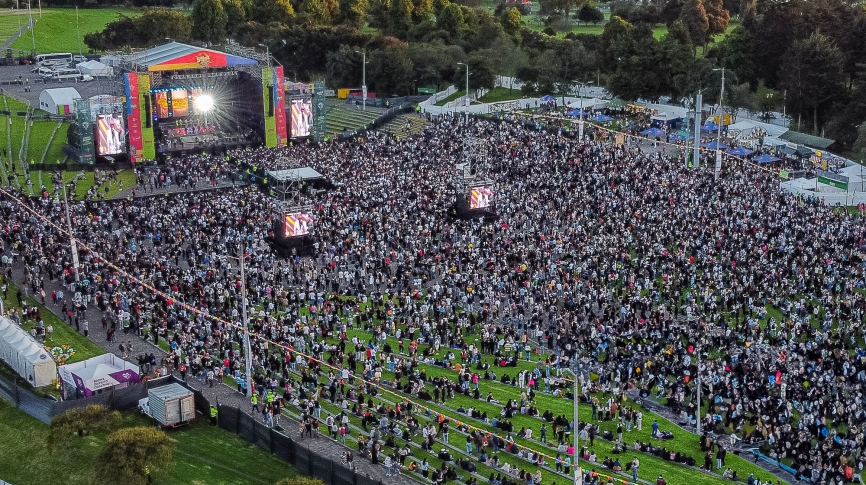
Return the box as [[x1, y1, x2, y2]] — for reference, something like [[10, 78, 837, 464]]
[[1, 114, 865, 485]]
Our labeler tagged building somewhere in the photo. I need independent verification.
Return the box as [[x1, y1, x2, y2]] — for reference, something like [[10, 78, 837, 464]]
[[38, 87, 81, 115]]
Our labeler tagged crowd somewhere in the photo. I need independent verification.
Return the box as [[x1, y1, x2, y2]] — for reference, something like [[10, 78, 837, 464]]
[[1, 114, 865, 485]]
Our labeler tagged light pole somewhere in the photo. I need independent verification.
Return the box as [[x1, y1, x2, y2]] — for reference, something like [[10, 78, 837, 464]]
[[562, 368, 582, 485], [225, 248, 254, 397], [713, 67, 725, 180], [692, 89, 704, 169], [62, 173, 85, 282], [695, 347, 701, 436], [355, 49, 367, 111], [573, 80, 593, 142], [258, 43, 270, 68], [457, 62, 469, 108]]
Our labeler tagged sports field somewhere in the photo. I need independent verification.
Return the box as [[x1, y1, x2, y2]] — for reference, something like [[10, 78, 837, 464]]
[[0, 7, 131, 53]]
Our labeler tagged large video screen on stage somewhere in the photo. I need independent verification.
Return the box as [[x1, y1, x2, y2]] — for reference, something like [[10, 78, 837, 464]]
[[171, 89, 189, 117], [284, 212, 313, 237], [95, 113, 126, 156], [469, 186, 494, 209], [290, 99, 312, 138], [154, 91, 169, 119]]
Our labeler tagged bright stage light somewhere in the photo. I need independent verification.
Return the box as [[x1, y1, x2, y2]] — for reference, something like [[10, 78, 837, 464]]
[[196, 94, 215, 113]]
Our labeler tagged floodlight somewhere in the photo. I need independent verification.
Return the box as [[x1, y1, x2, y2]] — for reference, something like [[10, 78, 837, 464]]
[[196, 94, 215, 113]]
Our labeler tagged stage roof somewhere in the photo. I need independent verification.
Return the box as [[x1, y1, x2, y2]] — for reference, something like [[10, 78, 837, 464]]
[[132, 42, 259, 72], [268, 167, 324, 182]]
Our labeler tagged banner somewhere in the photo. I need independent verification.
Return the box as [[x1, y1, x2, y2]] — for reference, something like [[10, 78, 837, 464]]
[[138, 74, 155, 160], [125, 73, 144, 163], [262, 67, 277, 148], [274, 66, 287, 147]]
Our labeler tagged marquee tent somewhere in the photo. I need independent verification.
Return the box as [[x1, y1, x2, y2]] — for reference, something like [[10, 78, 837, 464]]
[[58, 353, 140, 398], [76, 60, 113, 77], [0, 317, 56, 387]]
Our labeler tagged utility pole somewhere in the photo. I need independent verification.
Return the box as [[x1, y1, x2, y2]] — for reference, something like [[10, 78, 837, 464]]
[[355, 49, 367, 111], [714, 67, 725, 180], [458, 62, 470, 108], [563, 368, 582, 485], [574, 81, 593, 142], [239, 246, 253, 398], [62, 174, 84, 282], [693, 91, 702, 169]]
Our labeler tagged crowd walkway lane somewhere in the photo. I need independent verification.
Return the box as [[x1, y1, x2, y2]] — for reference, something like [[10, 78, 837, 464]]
[[110, 179, 249, 200], [4, 259, 411, 485]]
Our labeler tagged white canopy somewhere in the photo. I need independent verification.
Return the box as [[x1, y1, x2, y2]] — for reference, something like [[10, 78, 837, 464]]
[[0, 317, 56, 387], [76, 60, 113, 77], [727, 119, 788, 138], [58, 353, 140, 397]]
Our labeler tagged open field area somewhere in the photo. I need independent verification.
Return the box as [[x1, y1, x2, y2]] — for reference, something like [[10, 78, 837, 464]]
[[0, 399, 300, 485], [3, 7, 132, 53]]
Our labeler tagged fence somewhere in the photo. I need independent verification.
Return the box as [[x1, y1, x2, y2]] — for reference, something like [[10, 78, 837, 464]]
[[0, 372, 207, 424], [218, 405, 382, 485]]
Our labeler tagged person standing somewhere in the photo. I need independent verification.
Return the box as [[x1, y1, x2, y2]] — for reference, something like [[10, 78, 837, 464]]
[[716, 445, 726, 470], [631, 457, 639, 482]]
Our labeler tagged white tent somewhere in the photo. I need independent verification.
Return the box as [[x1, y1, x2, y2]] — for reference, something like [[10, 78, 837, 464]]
[[76, 60, 113, 77], [727, 119, 788, 138], [0, 316, 56, 387], [58, 353, 140, 398]]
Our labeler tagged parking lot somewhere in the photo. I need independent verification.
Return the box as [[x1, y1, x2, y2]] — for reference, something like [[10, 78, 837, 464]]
[[0, 64, 124, 111]]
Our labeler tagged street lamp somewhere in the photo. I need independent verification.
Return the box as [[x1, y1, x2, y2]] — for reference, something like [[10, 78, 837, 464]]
[[713, 67, 725, 180], [258, 43, 270, 68], [355, 49, 367, 111], [572, 80, 593, 142], [691, 88, 706, 170], [62, 172, 85, 282], [562, 368, 582, 485], [457, 62, 470, 108]]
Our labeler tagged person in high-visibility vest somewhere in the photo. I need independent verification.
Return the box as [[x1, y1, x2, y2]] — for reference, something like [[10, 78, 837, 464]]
[[251, 392, 259, 413], [210, 405, 218, 425]]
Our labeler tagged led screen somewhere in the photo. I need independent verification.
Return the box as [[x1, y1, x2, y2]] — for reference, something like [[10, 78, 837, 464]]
[[171, 89, 189, 117], [154, 92, 168, 119], [290, 99, 312, 138], [285, 212, 313, 237], [469, 186, 494, 209], [95, 113, 126, 156]]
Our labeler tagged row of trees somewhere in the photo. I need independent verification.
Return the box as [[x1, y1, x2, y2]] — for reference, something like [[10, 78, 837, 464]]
[[80, 0, 866, 152]]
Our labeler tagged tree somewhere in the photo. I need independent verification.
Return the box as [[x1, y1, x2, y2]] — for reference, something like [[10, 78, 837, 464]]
[[251, 0, 295, 25], [703, 0, 729, 39], [388, 0, 414, 37], [368, 41, 414, 95], [577, 4, 604, 24], [85, 9, 193, 50], [852, 123, 866, 160], [437, 2, 464, 38], [338, 0, 368, 26], [222, 0, 248, 34], [412, 0, 433, 22], [192, 0, 228, 45], [409, 41, 466, 89], [326, 44, 364, 87], [678, 0, 708, 51], [501, 7, 522, 35], [48, 405, 121, 451], [705, 25, 755, 89], [466, 51, 495, 90], [95, 427, 174, 485], [780, 32, 846, 134], [301, 0, 333, 25]]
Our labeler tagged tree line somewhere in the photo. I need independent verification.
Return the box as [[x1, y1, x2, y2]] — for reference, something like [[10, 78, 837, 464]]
[[78, 0, 866, 155]]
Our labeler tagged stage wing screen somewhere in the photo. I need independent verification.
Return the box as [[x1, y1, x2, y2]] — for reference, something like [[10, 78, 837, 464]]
[[290, 99, 312, 138], [172, 89, 189, 117], [469, 186, 494, 209], [154, 92, 169, 119], [95, 113, 126, 156], [190, 88, 206, 114], [285, 212, 313, 237]]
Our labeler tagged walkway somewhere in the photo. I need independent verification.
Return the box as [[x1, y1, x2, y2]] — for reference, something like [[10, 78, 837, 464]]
[[1, 19, 34, 50]]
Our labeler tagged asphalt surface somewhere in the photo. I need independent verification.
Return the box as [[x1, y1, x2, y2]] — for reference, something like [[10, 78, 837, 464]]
[[0, 64, 125, 110]]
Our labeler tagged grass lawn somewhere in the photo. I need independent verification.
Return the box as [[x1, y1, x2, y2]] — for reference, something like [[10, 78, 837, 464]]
[[434, 89, 467, 106], [10, 7, 133, 53], [27, 119, 67, 164], [0, 399, 300, 485], [478, 87, 523, 103], [0, 9, 31, 44]]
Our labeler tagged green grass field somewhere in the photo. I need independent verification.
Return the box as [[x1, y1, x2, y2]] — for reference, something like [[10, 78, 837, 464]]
[[478, 87, 523, 103], [0, 9, 30, 42], [6, 7, 131, 53], [0, 399, 300, 485]]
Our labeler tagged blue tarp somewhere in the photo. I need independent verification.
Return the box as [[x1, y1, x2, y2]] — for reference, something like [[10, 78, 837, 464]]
[[565, 109, 588, 117], [701, 122, 718, 132], [540, 95, 556, 102], [753, 153, 781, 164], [701, 141, 729, 150], [727, 147, 754, 156], [590, 114, 614, 122], [641, 127, 666, 137]]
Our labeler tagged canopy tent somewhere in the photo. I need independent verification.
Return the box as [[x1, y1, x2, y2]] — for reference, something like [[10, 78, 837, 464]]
[[266, 167, 324, 182], [650, 113, 683, 129], [539, 95, 556, 102], [727, 147, 754, 156], [0, 317, 56, 387], [75, 60, 113, 77], [590, 113, 614, 122], [565, 109, 588, 117], [762, 136, 787, 149], [641, 127, 666, 137], [753, 154, 781, 164], [727, 119, 788, 138], [607, 98, 627, 109], [702, 141, 729, 150], [702, 122, 719, 132], [58, 353, 140, 398], [670, 133, 692, 142]]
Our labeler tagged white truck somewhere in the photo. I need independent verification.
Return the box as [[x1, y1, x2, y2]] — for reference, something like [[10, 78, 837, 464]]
[[138, 383, 196, 428]]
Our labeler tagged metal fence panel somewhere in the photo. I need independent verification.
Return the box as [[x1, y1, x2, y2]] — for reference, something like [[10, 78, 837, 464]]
[[311, 457, 333, 483], [253, 419, 272, 450], [219, 405, 240, 435], [272, 429, 294, 462], [332, 463, 355, 485], [237, 411, 256, 443], [295, 443, 312, 475], [356, 473, 382, 485]]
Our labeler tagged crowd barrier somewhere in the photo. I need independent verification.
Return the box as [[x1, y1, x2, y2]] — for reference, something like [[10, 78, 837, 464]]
[[217, 405, 383, 485]]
